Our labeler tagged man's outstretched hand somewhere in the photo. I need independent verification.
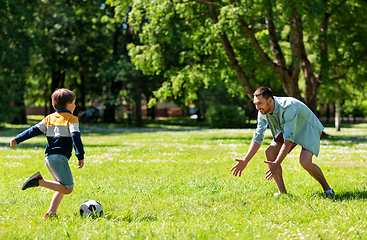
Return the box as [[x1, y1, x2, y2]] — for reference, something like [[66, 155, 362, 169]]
[[264, 161, 281, 180], [231, 159, 248, 177]]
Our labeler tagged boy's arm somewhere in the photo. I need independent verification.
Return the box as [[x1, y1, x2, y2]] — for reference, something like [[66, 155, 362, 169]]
[[78, 159, 84, 168], [69, 121, 85, 160], [71, 131, 85, 160], [10, 138, 18, 147], [13, 124, 45, 145]]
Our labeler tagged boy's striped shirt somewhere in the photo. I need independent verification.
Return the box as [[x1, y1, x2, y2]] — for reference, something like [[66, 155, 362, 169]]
[[15, 110, 84, 160]]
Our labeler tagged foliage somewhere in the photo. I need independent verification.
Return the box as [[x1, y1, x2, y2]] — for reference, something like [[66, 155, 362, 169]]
[[205, 104, 246, 128], [193, 83, 255, 125], [1, 0, 367, 126], [126, 0, 261, 104], [0, 0, 38, 123], [317, 0, 367, 116], [124, 0, 367, 114], [1, 122, 367, 238], [27, 0, 110, 110], [342, 80, 367, 118]]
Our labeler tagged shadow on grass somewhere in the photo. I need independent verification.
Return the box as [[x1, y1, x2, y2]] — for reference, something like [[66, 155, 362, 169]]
[[0, 142, 46, 148], [199, 135, 272, 142], [113, 213, 157, 223], [321, 133, 367, 146], [0, 127, 29, 137], [322, 122, 367, 129], [81, 126, 207, 135], [334, 190, 367, 201], [0, 141, 124, 148]]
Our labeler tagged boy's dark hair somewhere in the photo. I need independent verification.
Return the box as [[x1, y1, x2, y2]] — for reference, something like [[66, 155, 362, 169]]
[[253, 86, 274, 100], [51, 88, 76, 110]]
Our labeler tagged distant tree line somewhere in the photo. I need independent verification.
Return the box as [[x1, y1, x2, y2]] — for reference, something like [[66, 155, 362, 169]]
[[1, 0, 367, 128]]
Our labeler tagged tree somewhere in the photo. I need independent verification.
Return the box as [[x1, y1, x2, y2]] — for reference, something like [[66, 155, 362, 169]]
[[0, 0, 39, 124], [317, 0, 367, 129], [28, 0, 110, 114], [101, 3, 167, 126], [124, 0, 367, 115]]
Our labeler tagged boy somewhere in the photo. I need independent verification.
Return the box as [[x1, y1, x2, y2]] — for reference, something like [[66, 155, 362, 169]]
[[10, 88, 85, 218]]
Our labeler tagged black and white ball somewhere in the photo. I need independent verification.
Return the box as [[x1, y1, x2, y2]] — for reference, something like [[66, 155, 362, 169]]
[[79, 200, 103, 217]]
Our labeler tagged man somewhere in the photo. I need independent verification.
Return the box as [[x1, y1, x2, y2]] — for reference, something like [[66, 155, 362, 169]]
[[231, 86, 334, 197]]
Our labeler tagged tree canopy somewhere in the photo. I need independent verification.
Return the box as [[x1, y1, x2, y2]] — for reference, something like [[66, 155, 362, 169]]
[[124, 0, 367, 113], [1, 0, 367, 126]]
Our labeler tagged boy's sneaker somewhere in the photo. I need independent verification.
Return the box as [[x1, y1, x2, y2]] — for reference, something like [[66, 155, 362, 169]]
[[21, 172, 43, 190], [324, 189, 335, 198], [43, 212, 57, 219]]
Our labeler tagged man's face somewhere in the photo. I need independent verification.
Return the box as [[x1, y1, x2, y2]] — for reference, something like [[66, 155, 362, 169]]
[[253, 95, 272, 115]]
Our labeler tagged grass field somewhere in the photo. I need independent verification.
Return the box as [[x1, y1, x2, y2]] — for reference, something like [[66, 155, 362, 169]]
[[1, 119, 367, 239]]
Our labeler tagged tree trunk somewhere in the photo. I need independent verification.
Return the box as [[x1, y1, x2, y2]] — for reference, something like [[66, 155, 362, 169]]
[[135, 77, 143, 127], [239, 3, 302, 101], [44, 85, 50, 115], [289, 1, 319, 113], [103, 22, 122, 123], [149, 105, 156, 119], [103, 104, 116, 123], [335, 80, 341, 131], [79, 73, 86, 111], [326, 104, 330, 123], [335, 99, 341, 131], [103, 80, 123, 123], [207, 5, 254, 100], [50, 69, 61, 111], [127, 103, 132, 126], [11, 90, 27, 124]]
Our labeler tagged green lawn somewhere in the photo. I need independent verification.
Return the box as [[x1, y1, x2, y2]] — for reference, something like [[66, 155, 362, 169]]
[[1, 120, 367, 239]]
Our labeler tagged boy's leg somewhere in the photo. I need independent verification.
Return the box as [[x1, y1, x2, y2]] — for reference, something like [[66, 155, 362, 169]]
[[42, 155, 74, 216], [44, 154, 74, 194], [46, 192, 65, 216], [38, 179, 73, 194], [265, 140, 287, 193], [299, 148, 332, 191], [21, 173, 73, 194], [21, 172, 43, 190]]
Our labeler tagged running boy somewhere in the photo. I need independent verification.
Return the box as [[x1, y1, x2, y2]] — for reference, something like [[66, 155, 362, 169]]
[[10, 88, 85, 218]]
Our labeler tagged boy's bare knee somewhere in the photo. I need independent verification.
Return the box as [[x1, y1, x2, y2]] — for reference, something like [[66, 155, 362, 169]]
[[64, 187, 73, 194]]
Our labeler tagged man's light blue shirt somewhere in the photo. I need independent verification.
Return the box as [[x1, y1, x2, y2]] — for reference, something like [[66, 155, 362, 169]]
[[252, 97, 324, 157]]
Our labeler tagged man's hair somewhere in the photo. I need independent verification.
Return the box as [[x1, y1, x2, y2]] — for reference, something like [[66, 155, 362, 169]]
[[51, 88, 76, 110], [253, 86, 273, 99]]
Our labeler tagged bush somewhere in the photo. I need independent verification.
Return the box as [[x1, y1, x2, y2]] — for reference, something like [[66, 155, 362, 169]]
[[205, 105, 247, 128]]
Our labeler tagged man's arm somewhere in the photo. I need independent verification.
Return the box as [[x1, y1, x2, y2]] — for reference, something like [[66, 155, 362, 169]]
[[231, 141, 261, 177]]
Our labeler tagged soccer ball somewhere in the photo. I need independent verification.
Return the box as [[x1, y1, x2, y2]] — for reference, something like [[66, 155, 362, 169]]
[[79, 200, 103, 217]]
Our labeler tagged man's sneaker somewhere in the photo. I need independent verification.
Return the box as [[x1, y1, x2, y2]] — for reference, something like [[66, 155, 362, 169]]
[[273, 192, 285, 198], [21, 172, 43, 190], [43, 212, 57, 219], [324, 189, 335, 198]]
